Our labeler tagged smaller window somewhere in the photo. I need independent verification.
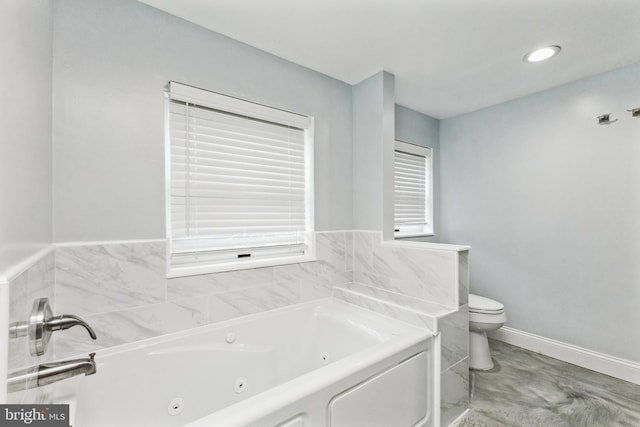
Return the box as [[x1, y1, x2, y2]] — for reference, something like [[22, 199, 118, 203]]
[[394, 140, 433, 238]]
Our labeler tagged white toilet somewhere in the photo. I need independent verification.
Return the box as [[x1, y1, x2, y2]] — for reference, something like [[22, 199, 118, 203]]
[[468, 294, 506, 370]]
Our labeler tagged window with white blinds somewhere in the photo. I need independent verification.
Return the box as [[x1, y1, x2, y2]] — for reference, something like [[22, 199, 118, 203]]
[[166, 82, 314, 276], [394, 140, 433, 238]]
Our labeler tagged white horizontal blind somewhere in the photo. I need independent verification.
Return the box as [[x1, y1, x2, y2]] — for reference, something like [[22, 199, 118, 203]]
[[394, 141, 432, 236], [167, 83, 312, 273]]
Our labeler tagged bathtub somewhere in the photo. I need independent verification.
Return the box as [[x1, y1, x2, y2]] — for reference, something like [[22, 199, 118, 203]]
[[53, 298, 435, 427]]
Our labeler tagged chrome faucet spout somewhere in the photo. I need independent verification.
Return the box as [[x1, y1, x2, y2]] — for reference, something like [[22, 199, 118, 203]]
[[7, 353, 97, 393]]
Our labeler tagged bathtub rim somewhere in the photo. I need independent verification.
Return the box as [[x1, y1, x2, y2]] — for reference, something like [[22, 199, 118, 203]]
[[83, 297, 432, 360]]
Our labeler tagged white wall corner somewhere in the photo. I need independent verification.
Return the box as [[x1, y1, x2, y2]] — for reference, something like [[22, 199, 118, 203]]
[[0, 278, 9, 403], [381, 71, 396, 242]]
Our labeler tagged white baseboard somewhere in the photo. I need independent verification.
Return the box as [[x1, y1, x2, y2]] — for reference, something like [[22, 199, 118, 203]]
[[489, 326, 640, 385]]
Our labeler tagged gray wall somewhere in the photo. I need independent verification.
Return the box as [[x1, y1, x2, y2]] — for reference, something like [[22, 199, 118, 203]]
[[440, 62, 640, 362], [395, 105, 440, 243], [52, 0, 353, 242], [0, 0, 53, 273]]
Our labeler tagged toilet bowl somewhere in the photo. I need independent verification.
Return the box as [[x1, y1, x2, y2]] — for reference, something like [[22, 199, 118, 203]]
[[468, 294, 506, 370]]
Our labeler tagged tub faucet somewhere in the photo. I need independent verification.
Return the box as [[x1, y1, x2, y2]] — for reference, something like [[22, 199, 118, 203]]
[[7, 353, 97, 393], [9, 298, 97, 356]]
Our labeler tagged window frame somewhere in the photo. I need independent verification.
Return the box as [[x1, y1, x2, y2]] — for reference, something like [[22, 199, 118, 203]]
[[393, 140, 434, 239], [165, 82, 315, 278]]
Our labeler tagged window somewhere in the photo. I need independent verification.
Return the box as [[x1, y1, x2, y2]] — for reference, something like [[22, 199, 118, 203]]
[[166, 82, 314, 277], [393, 140, 433, 238]]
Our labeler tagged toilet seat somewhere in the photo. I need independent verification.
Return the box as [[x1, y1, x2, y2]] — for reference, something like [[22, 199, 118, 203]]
[[469, 310, 506, 325], [469, 294, 505, 315]]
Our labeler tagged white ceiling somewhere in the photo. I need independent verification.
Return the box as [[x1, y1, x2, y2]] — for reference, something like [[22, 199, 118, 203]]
[[138, 0, 640, 119]]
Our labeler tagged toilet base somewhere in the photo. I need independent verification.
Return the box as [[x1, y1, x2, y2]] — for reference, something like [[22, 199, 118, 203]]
[[469, 330, 494, 370]]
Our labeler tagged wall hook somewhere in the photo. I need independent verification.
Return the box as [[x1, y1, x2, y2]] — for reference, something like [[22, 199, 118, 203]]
[[627, 108, 640, 117], [594, 113, 617, 125]]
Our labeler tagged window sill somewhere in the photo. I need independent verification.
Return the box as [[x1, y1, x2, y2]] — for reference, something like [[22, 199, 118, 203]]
[[167, 254, 316, 278], [394, 233, 435, 239]]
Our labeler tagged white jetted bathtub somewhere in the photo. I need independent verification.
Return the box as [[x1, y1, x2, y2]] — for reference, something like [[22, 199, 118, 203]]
[[55, 298, 435, 427]]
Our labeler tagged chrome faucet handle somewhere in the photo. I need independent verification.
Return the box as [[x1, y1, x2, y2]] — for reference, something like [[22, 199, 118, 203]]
[[47, 314, 98, 339], [8, 298, 97, 356]]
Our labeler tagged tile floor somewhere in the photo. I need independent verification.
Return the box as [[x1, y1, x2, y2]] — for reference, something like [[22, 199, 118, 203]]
[[454, 340, 640, 427]]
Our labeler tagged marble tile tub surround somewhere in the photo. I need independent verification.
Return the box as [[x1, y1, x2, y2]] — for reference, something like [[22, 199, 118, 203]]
[[437, 304, 469, 425], [55, 241, 166, 317], [353, 231, 468, 308], [8, 230, 468, 361], [442, 358, 470, 427], [458, 251, 469, 307], [3, 250, 56, 403], [53, 231, 353, 358], [336, 229, 471, 426], [340, 230, 470, 377]]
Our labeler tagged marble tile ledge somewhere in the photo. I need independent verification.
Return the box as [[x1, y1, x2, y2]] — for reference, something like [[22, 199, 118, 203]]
[[333, 283, 461, 332], [352, 229, 469, 252], [383, 239, 470, 252]]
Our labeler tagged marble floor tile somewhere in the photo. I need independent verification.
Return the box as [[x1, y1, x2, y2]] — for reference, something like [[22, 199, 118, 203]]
[[454, 340, 640, 427]]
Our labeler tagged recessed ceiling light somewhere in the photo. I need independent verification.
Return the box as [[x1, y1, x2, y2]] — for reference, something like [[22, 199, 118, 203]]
[[523, 45, 561, 63]]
